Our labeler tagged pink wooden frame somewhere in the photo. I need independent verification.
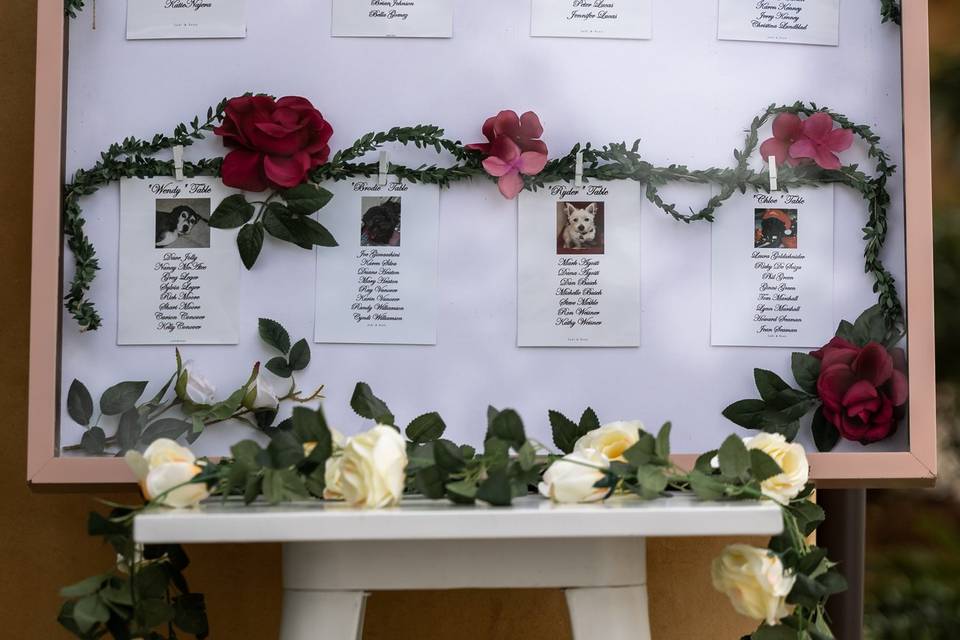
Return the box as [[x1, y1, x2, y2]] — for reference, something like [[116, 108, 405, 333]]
[[27, 2, 937, 487]]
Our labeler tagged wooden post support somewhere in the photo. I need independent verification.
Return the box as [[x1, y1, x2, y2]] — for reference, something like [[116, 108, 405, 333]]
[[818, 489, 866, 640]]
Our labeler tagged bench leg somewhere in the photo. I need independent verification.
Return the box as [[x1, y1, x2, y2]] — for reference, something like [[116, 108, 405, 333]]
[[565, 585, 652, 640], [279, 590, 367, 640]]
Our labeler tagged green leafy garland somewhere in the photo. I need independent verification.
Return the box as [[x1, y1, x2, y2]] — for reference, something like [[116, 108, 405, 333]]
[[61, 100, 903, 337], [59, 373, 845, 640]]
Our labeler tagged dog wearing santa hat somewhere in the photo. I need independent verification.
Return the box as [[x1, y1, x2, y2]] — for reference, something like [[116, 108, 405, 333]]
[[754, 209, 797, 249]]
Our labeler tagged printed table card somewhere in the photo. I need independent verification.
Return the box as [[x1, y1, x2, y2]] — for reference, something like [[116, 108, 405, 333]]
[[718, 0, 840, 46], [711, 187, 835, 347], [127, 0, 247, 40], [118, 177, 240, 345], [518, 182, 641, 347], [531, 0, 652, 39], [331, 0, 454, 38], [314, 179, 440, 345]]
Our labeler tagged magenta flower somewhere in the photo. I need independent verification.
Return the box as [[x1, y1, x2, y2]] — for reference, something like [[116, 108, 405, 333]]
[[482, 137, 548, 199], [788, 112, 854, 171], [467, 110, 548, 156], [759, 113, 804, 167]]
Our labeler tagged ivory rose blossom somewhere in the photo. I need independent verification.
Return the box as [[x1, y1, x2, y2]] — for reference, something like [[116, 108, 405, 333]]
[[214, 95, 334, 192], [125, 439, 209, 508], [712, 545, 796, 626], [175, 364, 216, 406], [302, 428, 347, 501], [745, 433, 809, 505], [243, 370, 280, 410], [573, 421, 644, 461], [811, 338, 908, 444], [337, 425, 407, 508], [538, 449, 610, 504]]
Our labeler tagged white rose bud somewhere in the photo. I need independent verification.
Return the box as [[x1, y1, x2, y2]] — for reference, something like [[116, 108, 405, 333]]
[[573, 421, 644, 461], [338, 425, 407, 508], [243, 371, 279, 410], [711, 544, 796, 626], [176, 364, 216, 406], [125, 439, 209, 508], [538, 449, 610, 504], [745, 432, 809, 505]]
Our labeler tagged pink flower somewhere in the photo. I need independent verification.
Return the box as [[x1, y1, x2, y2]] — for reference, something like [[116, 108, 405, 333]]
[[467, 110, 548, 156], [482, 137, 548, 199], [788, 113, 854, 171], [759, 113, 804, 167]]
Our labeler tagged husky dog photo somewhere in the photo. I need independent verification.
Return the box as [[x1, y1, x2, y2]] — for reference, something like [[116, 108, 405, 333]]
[[556, 201, 605, 255], [154, 198, 210, 249]]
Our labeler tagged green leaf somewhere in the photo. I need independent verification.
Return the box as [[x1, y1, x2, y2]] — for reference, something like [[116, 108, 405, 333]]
[[518, 441, 537, 471], [749, 449, 783, 482], [292, 407, 332, 463], [579, 407, 601, 431], [81, 427, 107, 455], [73, 594, 110, 632], [288, 338, 311, 371], [209, 193, 254, 229], [476, 470, 513, 506], [139, 419, 190, 445], [764, 420, 801, 442], [298, 215, 339, 247], [350, 382, 395, 425], [688, 470, 727, 501], [549, 409, 581, 454], [851, 304, 888, 345], [655, 422, 672, 459], [791, 352, 822, 395], [263, 430, 306, 469], [406, 412, 446, 443], [263, 467, 310, 504], [265, 356, 293, 378], [490, 409, 525, 448], [60, 574, 109, 598], [116, 408, 141, 453], [752, 626, 798, 640], [718, 435, 750, 479], [445, 479, 478, 503], [722, 399, 769, 429], [173, 593, 209, 636], [754, 369, 791, 402], [283, 184, 334, 215], [835, 319, 856, 343], [258, 317, 291, 354], [414, 466, 446, 499], [99, 381, 148, 415], [67, 379, 94, 426], [694, 449, 718, 474], [635, 466, 669, 499], [434, 439, 466, 473], [237, 222, 264, 270], [812, 406, 840, 452], [262, 203, 312, 249]]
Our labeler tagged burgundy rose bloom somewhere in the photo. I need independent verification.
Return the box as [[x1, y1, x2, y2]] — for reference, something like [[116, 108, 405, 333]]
[[214, 95, 333, 192], [811, 339, 908, 444]]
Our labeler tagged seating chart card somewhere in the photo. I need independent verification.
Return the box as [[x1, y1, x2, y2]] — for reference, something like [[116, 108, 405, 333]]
[[518, 182, 642, 347], [126, 0, 248, 40], [530, 0, 653, 40], [118, 177, 240, 345], [314, 179, 440, 345], [718, 0, 840, 46], [331, 0, 454, 38], [711, 187, 835, 347]]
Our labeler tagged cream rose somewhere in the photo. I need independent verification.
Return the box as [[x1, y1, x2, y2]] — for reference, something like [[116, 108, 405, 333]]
[[538, 449, 610, 504], [323, 455, 345, 501], [175, 364, 216, 406], [745, 432, 809, 505], [711, 544, 796, 625], [337, 425, 407, 508], [573, 421, 644, 461], [125, 439, 209, 508], [243, 371, 279, 410]]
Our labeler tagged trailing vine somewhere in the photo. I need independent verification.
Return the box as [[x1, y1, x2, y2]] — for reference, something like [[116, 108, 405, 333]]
[[61, 100, 904, 335]]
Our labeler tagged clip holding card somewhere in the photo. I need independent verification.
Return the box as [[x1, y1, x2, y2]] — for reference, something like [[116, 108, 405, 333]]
[[574, 150, 585, 188], [378, 150, 389, 186], [172, 145, 185, 181], [768, 156, 778, 192]]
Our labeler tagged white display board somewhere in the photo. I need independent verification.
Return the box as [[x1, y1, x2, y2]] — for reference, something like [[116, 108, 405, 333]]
[[60, 0, 907, 457]]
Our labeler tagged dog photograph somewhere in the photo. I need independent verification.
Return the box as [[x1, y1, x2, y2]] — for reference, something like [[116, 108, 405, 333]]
[[556, 201, 604, 255], [754, 208, 798, 249], [360, 197, 401, 247], [155, 198, 210, 249]]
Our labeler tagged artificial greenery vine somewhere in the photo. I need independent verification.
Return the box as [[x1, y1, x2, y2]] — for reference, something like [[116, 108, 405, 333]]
[[61, 100, 904, 336], [59, 379, 845, 640]]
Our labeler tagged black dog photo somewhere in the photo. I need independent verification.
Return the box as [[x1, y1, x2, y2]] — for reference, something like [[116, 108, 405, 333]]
[[155, 198, 210, 249], [754, 208, 798, 249], [360, 197, 401, 247]]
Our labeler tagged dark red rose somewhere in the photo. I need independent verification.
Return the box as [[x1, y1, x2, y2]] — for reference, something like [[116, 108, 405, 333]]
[[812, 339, 908, 444], [214, 95, 333, 192]]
